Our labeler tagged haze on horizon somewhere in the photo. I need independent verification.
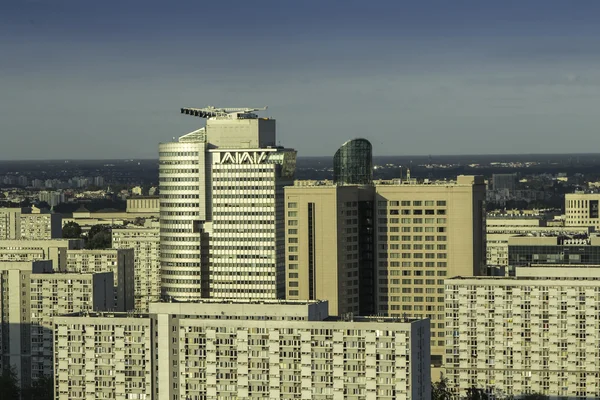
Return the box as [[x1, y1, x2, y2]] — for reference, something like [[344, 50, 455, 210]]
[[2, 0, 600, 160]]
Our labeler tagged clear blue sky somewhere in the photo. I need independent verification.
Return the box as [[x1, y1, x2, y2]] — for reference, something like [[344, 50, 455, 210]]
[[2, 0, 600, 159]]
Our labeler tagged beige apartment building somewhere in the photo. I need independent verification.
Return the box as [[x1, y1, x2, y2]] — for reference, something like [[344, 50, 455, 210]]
[[565, 192, 600, 230], [53, 300, 430, 400], [0, 260, 113, 389], [0, 207, 62, 240], [285, 175, 486, 365], [446, 267, 600, 399], [65, 249, 135, 311], [0, 238, 84, 271], [112, 225, 161, 312]]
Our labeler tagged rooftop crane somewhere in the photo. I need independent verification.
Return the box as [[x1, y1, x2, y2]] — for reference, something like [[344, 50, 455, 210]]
[[180, 106, 268, 119]]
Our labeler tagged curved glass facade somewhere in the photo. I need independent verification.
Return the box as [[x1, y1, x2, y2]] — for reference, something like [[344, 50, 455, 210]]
[[333, 138, 373, 185]]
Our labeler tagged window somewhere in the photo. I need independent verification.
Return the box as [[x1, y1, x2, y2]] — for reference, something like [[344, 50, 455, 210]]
[[288, 229, 298, 235], [288, 202, 297, 208], [287, 211, 297, 217], [436, 201, 446, 206], [288, 220, 298, 226], [413, 201, 422, 206], [401, 201, 410, 206]]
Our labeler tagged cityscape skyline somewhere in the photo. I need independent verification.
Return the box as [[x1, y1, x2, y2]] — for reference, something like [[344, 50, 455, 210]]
[[4, 1, 600, 159]]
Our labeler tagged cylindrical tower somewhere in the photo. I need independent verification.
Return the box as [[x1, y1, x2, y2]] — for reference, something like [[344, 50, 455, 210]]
[[333, 138, 373, 185], [158, 129, 209, 301]]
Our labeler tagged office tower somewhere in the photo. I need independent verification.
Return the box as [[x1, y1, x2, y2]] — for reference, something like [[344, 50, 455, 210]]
[[508, 233, 600, 270], [0, 260, 112, 389], [285, 184, 375, 316], [446, 267, 600, 399], [112, 225, 161, 312], [565, 192, 600, 230], [0, 207, 62, 240], [486, 212, 591, 267], [0, 238, 84, 270], [374, 175, 486, 365], [65, 249, 135, 311], [286, 175, 485, 365], [491, 173, 517, 192], [333, 138, 373, 185], [54, 300, 430, 400], [159, 107, 296, 301]]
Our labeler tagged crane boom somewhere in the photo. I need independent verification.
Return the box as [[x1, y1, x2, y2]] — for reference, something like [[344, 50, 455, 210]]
[[180, 106, 268, 119]]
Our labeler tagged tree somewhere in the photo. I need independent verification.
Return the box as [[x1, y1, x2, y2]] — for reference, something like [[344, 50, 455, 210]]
[[0, 365, 21, 399], [22, 375, 53, 400], [62, 221, 82, 238], [432, 376, 452, 400], [86, 225, 112, 249], [466, 387, 489, 400], [521, 394, 548, 400]]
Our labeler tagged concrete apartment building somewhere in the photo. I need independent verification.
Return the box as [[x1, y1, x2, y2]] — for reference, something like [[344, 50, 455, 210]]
[[486, 213, 591, 267], [445, 267, 600, 399], [285, 175, 486, 365], [159, 107, 296, 301], [53, 300, 430, 400], [566, 192, 600, 230], [0, 238, 84, 270], [0, 260, 113, 389], [0, 207, 62, 240], [112, 225, 161, 312], [65, 249, 135, 311]]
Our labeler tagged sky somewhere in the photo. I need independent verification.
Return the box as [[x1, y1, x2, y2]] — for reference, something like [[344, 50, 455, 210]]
[[2, 0, 600, 159]]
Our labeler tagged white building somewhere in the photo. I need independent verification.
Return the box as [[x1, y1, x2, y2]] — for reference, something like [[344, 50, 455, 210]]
[[159, 107, 295, 301], [112, 225, 161, 312], [445, 267, 600, 399], [0, 207, 62, 240], [65, 249, 135, 311], [53, 300, 430, 400]]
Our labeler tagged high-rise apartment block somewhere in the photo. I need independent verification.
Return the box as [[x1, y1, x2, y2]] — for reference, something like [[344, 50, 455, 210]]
[[0, 207, 62, 240], [286, 175, 486, 364], [446, 267, 600, 399], [65, 249, 135, 311], [112, 225, 161, 312], [159, 107, 296, 301], [53, 300, 430, 400], [565, 192, 600, 230], [0, 260, 113, 389]]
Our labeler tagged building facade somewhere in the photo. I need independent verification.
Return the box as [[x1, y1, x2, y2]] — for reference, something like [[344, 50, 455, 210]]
[[446, 267, 600, 399], [508, 234, 600, 269], [0, 207, 62, 240], [0, 239, 84, 270], [0, 261, 113, 389], [65, 249, 135, 311], [53, 300, 430, 400], [565, 192, 600, 230], [159, 109, 296, 301], [486, 214, 591, 267], [112, 225, 161, 312], [284, 184, 375, 316]]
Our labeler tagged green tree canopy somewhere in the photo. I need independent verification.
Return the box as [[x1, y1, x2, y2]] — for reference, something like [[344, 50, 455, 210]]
[[86, 225, 112, 249], [62, 221, 82, 239], [0, 365, 21, 399]]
